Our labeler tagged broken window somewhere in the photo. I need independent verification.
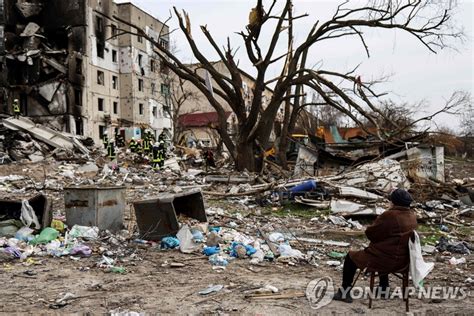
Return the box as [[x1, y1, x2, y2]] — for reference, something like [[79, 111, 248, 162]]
[[75, 118, 84, 136], [96, 40, 104, 58], [96, 16, 104, 34], [139, 103, 144, 115], [112, 76, 118, 89], [97, 71, 104, 85], [113, 101, 118, 114], [138, 54, 143, 67], [161, 83, 170, 96], [150, 59, 156, 72], [112, 50, 117, 63], [98, 98, 104, 112], [159, 39, 169, 50], [138, 79, 144, 92], [76, 58, 83, 75], [160, 59, 169, 74], [163, 105, 171, 118], [152, 106, 157, 118], [74, 89, 82, 106], [99, 125, 106, 139], [137, 36, 143, 43], [111, 24, 118, 37]]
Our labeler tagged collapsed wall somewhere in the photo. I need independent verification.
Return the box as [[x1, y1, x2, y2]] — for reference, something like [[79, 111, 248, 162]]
[[0, 0, 86, 132]]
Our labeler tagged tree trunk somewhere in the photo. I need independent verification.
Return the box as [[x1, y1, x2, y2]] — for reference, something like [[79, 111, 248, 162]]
[[235, 140, 257, 172]]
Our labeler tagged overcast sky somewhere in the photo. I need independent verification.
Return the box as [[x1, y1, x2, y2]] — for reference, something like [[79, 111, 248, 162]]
[[116, 0, 473, 130]]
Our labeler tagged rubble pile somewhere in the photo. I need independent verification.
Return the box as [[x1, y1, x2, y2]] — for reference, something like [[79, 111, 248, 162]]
[[0, 118, 94, 164], [0, 124, 472, 314]]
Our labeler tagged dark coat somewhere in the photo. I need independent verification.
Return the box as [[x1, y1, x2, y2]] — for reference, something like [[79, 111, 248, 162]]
[[349, 206, 417, 273]]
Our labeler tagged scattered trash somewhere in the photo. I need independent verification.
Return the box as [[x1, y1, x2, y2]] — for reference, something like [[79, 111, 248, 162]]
[[437, 236, 471, 255], [177, 225, 200, 253], [30, 227, 59, 245], [448, 257, 466, 265], [50, 292, 77, 309], [108, 266, 127, 274], [328, 251, 346, 259], [198, 284, 224, 295], [70, 245, 92, 257], [161, 237, 180, 249], [208, 254, 229, 267], [69, 225, 99, 240], [203, 246, 220, 256]]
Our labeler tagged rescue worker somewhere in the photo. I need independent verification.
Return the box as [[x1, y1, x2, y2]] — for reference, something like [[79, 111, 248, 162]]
[[12, 99, 20, 118], [158, 131, 166, 143], [107, 139, 116, 160], [143, 134, 151, 156], [136, 139, 143, 157], [158, 140, 166, 169], [129, 137, 138, 153], [115, 131, 124, 148], [102, 131, 109, 149], [151, 142, 161, 171]]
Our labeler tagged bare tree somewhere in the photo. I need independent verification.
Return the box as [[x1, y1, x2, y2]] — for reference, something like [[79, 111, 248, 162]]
[[111, 0, 462, 171]]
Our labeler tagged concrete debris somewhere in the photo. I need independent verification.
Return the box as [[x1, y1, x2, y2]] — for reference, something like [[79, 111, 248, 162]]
[[330, 199, 385, 216], [0, 124, 471, 314], [1, 117, 91, 163]]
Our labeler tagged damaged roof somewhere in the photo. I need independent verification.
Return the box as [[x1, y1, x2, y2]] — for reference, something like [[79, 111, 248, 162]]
[[179, 112, 232, 128], [324, 126, 380, 144]]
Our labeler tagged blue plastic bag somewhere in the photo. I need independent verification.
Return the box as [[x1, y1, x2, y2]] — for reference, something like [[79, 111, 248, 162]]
[[161, 237, 180, 249], [230, 242, 257, 257], [209, 227, 221, 233], [203, 246, 220, 256]]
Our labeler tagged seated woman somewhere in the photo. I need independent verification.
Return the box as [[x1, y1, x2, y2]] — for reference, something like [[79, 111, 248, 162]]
[[333, 188, 417, 303]]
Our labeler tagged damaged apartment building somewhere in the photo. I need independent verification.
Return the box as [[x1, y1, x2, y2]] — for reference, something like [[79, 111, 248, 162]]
[[0, 0, 172, 144]]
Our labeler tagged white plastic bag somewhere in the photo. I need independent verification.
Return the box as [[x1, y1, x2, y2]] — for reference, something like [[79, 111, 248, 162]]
[[177, 225, 200, 253], [69, 225, 99, 240], [20, 200, 41, 229], [278, 244, 304, 259], [409, 231, 434, 288]]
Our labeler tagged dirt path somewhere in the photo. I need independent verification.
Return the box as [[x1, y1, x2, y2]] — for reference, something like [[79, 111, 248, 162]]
[[1, 246, 472, 315]]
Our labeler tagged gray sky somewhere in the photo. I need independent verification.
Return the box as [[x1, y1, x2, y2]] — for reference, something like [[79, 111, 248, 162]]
[[116, 0, 473, 131]]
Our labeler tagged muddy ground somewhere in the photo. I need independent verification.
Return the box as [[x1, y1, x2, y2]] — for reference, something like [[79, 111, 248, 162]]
[[0, 159, 473, 315]]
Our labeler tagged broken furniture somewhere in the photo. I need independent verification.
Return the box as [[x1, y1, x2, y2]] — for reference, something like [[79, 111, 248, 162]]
[[133, 189, 207, 241], [64, 186, 126, 232], [0, 194, 52, 228]]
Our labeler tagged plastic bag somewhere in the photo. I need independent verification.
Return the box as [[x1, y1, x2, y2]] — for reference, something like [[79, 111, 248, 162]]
[[51, 219, 66, 233], [278, 244, 304, 259], [69, 225, 99, 240], [203, 246, 220, 256], [409, 231, 434, 288], [268, 232, 285, 243], [30, 227, 59, 245], [208, 254, 228, 266], [70, 245, 92, 257], [0, 219, 23, 238], [176, 225, 199, 253], [161, 237, 180, 249], [14, 227, 34, 242], [20, 200, 40, 229]]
